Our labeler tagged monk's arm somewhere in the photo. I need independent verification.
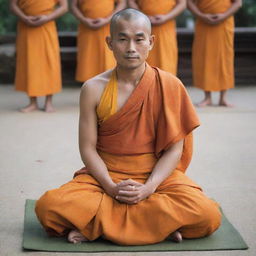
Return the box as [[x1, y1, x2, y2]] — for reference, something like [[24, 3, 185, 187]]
[[116, 139, 184, 204], [79, 84, 119, 197], [9, 0, 32, 24], [43, 0, 68, 22], [127, 0, 139, 9], [96, 0, 127, 25], [71, 0, 90, 24], [145, 139, 184, 190], [215, 0, 242, 21], [161, 0, 186, 21], [187, 0, 216, 24]]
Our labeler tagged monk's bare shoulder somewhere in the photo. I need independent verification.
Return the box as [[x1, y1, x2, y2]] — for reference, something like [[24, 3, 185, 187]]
[[80, 69, 113, 105]]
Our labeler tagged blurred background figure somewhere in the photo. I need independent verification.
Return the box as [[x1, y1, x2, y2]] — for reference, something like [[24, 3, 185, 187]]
[[10, 0, 68, 113], [188, 0, 242, 107], [128, 0, 186, 75], [71, 0, 126, 83]]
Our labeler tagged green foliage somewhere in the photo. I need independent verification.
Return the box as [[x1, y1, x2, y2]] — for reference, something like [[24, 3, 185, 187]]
[[0, 0, 17, 34], [235, 0, 256, 27], [56, 12, 78, 31]]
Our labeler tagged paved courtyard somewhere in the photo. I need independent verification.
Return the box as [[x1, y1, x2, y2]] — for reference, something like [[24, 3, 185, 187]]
[[0, 85, 255, 256]]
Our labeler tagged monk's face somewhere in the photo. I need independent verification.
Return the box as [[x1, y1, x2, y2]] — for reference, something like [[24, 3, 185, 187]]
[[107, 18, 154, 69]]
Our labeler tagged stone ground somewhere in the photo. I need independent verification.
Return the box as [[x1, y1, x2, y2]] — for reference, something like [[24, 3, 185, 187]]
[[0, 85, 255, 256]]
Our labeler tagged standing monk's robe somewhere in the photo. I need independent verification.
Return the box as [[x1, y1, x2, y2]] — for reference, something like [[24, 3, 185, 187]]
[[137, 0, 178, 75], [36, 64, 221, 245], [15, 0, 62, 97], [75, 0, 116, 82], [192, 0, 234, 91]]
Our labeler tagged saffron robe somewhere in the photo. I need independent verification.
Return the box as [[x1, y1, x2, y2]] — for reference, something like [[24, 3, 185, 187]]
[[137, 0, 178, 75], [192, 0, 235, 91], [36, 64, 221, 245], [75, 0, 116, 82], [15, 0, 62, 97]]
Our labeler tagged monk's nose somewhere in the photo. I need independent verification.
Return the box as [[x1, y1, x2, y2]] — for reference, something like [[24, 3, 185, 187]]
[[127, 40, 136, 53]]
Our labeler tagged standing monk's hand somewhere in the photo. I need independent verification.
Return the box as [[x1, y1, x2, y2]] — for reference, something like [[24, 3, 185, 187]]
[[199, 13, 219, 25], [83, 17, 109, 29], [22, 16, 40, 26], [30, 15, 50, 26], [149, 14, 168, 26], [211, 13, 227, 24], [115, 179, 155, 205]]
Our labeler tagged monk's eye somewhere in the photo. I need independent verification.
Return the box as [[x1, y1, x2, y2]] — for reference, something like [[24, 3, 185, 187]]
[[118, 38, 126, 41], [136, 38, 144, 42]]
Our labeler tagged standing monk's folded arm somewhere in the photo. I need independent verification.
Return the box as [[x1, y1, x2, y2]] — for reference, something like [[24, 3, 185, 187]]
[[44, 0, 68, 22], [218, 0, 242, 20], [162, 0, 186, 21], [9, 0, 28, 22], [127, 0, 140, 9], [79, 83, 118, 197]]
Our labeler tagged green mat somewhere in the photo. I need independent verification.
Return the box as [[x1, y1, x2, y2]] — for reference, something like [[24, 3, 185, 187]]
[[23, 199, 248, 252]]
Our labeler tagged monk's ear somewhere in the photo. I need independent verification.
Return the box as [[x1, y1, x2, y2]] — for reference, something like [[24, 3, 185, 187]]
[[149, 35, 155, 51], [106, 36, 113, 51]]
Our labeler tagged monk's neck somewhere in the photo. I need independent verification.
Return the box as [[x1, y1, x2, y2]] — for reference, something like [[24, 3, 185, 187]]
[[116, 63, 146, 87]]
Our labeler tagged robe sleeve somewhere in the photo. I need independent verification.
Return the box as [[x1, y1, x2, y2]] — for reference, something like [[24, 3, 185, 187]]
[[155, 69, 200, 169]]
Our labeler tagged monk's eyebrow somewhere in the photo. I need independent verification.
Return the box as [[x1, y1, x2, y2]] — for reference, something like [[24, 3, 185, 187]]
[[118, 32, 128, 37], [135, 32, 146, 37]]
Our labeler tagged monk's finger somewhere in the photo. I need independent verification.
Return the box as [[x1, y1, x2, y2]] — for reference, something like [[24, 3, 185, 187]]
[[118, 179, 141, 186], [117, 185, 137, 191], [117, 190, 139, 197], [116, 196, 139, 204]]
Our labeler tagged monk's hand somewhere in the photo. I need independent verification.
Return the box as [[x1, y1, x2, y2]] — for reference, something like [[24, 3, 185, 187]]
[[199, 13, 219, 25], [115, 179, 155, 205], [149, 15, 168, 26], [211, 13, 227, 24], [84, 18, 108, 29], [22, 16, 40, 26], [32, 15, 50, 26]]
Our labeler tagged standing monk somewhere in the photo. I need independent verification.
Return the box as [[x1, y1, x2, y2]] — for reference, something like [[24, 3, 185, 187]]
[[35, 9, 221, 245], [188, 0, 242, 107], [128, 0, 186, 75], [71, 0, 126, 82], [10, 0, 68, 113]]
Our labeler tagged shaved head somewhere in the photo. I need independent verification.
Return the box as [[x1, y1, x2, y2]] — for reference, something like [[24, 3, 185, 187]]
[[110, 8, 151, 36]]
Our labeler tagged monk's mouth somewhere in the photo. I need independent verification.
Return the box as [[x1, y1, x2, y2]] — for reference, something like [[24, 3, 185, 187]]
[[125, 57, 139, 60]]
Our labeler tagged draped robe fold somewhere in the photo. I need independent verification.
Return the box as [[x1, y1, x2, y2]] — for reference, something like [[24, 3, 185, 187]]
[[75, 0, 116, 82], [36, 64, 221, 245], [192, 0, 235, 91], [15, 0, 62, 97], [137, 0, 178, 75]]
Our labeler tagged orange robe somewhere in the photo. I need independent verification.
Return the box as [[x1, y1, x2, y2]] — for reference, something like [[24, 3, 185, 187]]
[[192, 0, 235, 91], [15, 0, 62, 97], [75, 0, 116, 82], [36, 64, 221, 245], [137, 0, 178, 75]]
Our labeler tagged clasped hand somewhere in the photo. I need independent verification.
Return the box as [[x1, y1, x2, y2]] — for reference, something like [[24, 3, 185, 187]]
[[111, 179, 155, 205]]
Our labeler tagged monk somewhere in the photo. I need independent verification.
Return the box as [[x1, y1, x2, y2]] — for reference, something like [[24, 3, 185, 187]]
[[71, 0, 126, 82], [128, 0, 186, 75], [188, 0, 242, 107], [35, 8, 221, 245], [10, 0, 68, 113]]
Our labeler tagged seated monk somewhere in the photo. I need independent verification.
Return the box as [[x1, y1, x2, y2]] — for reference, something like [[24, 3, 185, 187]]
[[35, 8, 221, 245]]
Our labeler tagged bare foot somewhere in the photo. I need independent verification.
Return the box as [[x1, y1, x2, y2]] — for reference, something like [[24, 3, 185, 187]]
[[20, 104, 39, 113], [195, 99, 212, 108], [169, 231, 182, 243], [68, 230, 88, 244], [44, 104, 56, 113], [219, 101, 234, 107]]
